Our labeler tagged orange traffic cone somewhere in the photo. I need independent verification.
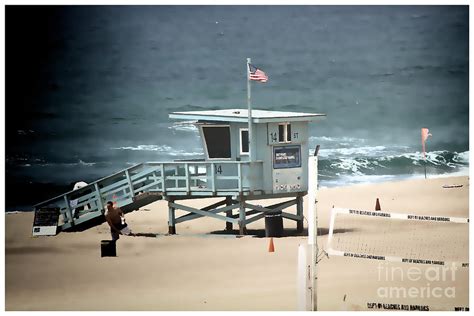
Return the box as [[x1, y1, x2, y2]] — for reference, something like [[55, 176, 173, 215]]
[[268, 237, 275, 253], [375, 198, 381, 211], [268, 237, 275, 252]]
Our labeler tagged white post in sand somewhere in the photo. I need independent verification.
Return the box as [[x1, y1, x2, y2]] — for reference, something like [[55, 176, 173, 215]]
[[297, 243, 309, 310], [297, 150, 319, 311]]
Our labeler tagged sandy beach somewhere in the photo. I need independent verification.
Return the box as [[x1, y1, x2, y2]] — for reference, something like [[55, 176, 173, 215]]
[[5, 176, 469, 311]]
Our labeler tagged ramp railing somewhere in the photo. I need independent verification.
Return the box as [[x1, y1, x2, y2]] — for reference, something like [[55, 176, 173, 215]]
[[34, 160, 264, 230]]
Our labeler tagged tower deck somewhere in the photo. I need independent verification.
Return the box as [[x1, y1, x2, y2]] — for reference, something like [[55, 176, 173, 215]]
[[33, 160, 305, 234]]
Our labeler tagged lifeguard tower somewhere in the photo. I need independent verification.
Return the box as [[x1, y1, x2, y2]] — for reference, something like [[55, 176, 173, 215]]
[[32, 109, 325, 236]]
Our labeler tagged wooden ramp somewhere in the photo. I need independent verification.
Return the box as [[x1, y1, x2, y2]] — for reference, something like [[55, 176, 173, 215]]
[[33, 160, 306, 235]]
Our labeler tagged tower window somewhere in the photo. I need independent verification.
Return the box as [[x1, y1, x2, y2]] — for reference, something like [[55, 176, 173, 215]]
[[240, 128, 249, 155], [278, 123, 292, 143]]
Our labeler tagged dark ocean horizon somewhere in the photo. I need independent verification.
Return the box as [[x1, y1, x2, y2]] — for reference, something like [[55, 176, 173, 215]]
[[5, 5, 469, 211]]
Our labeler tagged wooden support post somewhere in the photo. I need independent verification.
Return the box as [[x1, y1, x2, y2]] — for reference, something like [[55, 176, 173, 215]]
[[296, 195, 304, 233], [239, 200, 247, 235], [161, 164, 166, 192], [94, 183, 105, 214], [63, 195, 74, 225], [168, 197, 176, 235], [174, 166, 178, 189], [225, 196, 233, 231], [185, 163, 190, 193], [211, 163, 216, 193], [124, 169, 135, 198], [237, 163, 242, 192]]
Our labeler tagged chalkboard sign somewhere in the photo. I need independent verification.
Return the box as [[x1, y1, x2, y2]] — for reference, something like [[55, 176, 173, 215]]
[[32, 207, 60, 236]]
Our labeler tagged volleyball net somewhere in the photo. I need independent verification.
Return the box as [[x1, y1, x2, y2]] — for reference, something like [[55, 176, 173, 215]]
[[326, 207, 469, 267]]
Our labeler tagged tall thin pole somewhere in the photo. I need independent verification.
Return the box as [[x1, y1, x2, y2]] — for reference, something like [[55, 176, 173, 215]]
[[247, 57, 253, 161], [423, 134, 426, 179], [422, 128, 428, 179], [307, 147, 319, 311], [313, 145, 320, 311], [313, 154, 319, 311], [424, 160, 427, 179]]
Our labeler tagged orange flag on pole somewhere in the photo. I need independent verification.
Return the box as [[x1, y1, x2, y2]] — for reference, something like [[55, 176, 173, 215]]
[[421, 128, 432, 158]]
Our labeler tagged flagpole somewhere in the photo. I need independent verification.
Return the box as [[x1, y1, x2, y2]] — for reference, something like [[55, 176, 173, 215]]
[[247, 57, 253, 161], [424, 154, 427, 179], [423, 140, 426, 179], [422, 128, 430, 179]]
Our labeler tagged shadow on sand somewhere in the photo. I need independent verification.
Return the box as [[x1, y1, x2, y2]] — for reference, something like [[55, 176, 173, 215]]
[[209, 227, 356, 238], [131, 232, 163, 238]]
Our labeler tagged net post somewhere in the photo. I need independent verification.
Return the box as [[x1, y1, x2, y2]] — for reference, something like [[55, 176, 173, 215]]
[[307, 150, 319, 311]]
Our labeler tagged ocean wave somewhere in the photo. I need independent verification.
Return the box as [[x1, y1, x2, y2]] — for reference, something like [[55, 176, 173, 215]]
[[7, 155, 46, 164], [78, 159, 96, 166], [319, 167, 469, 188], [313, 143, 411, 158], [19, 160, 98, 168], [17, 129, 36, 136], [328, 157, 385, 175], [380, 151, 469, 167], [319, 150, 469, 177], [453, 150, 469, 163], [309, 136, 367, 144], [112, 145, 174, 152], [318, 145, 387, 158], [168, 123, 199, 133], [112, 144, 204, 157], [168, 151, 204, 157], [6, 211, 22, 214], [320, 174, 401, 187], [410, 13, 428, 19]]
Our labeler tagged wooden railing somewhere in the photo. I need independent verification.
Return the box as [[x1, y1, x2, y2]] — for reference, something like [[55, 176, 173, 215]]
[[34, 160, 264, 228]]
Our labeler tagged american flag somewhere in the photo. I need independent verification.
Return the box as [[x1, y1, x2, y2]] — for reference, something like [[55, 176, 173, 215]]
[[248, 63, 268, 83]]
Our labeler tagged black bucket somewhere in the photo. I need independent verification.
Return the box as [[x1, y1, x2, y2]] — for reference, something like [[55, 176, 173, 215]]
[[265, 211, 284, 237], [101, 240, 116, 257]]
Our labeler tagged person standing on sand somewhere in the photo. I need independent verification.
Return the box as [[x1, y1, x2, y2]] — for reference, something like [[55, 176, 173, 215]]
[[105, 201, 134, 241]]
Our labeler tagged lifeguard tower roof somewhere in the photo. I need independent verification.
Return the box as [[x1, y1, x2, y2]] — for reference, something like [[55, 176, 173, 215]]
[[169, 109, 326, 123]]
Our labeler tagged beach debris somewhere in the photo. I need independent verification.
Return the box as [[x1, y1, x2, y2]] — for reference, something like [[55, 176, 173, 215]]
[[442, 184, 463, 189], [375, 198, 381, 211], [339, 294, 348, 311], [268, 237, 275, 253]]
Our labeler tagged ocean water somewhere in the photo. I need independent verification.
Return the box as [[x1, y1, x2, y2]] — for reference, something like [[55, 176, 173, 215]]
[[6, 6, 469, 211]]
